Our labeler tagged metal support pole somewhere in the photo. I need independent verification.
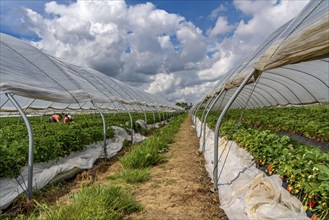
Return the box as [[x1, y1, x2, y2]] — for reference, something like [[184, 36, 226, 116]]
[[162, 111, 165, 124], [91, 101, 108, 158], [199, 97, 214, 138], [193, 101, 204, 124], [152, 110, 156, 128], [195, 102, 204, 125], [192, 104, 197, 124], [127, 110, 134, 144], [213, 70, 255, 191], [6, 93, 34, 200], [144, 111, 147, 124], [116, 103, 134, 143], [157, 111, 161, 123], [202, 89, 225, 152]]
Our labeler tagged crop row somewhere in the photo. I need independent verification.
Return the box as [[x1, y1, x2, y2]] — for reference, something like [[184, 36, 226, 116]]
[[0, 112, 171, 178], [197, 106, 329, 219], [221, 105, 329, 142]]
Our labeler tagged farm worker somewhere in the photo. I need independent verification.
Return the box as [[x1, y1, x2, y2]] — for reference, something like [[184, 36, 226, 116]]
[[64, 114, 73, 123], [49, 114, 62, 123]]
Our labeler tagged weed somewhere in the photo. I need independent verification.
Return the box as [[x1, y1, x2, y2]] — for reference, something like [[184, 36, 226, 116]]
[[29, 185, 142, 220]]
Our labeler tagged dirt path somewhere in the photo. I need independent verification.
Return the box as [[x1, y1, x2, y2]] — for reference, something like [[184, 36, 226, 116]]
[[125, 116, 228, 220]]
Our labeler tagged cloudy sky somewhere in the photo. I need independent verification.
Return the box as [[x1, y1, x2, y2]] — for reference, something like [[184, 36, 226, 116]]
[[0, 0, 310, 104]]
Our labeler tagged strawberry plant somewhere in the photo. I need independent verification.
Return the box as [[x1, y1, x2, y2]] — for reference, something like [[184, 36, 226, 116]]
[[0, 112, 172, 178]]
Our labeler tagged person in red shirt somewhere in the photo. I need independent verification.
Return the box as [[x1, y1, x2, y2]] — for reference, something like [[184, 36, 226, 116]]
[[49, 114, 62, 123]]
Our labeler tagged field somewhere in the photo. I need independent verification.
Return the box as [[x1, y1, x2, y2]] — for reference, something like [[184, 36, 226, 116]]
[[198, 105, 329, 219], [0, 115, 193, 219], [0, 112, 168, 178], [2, 105, 328, 219]]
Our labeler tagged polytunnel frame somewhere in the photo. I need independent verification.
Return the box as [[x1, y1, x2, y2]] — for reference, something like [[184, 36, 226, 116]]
[[2, 37, 113, 165], [91, 101, 108, 158], [52, 56, 137, 143], [1, 41, 110, 199], [2, 75, 168, 202], [201, 89, 226, 152], [110, 78, 172, 131], [1, 32, 183, 205], [5, 93, 34, 200], [208, 66, 327, 190], [211, 69, 256, 191], [191, 0, 329, 192], [2, 94, 113, 200], [198, 96, 214, 137], [1, 92, 174, 201]]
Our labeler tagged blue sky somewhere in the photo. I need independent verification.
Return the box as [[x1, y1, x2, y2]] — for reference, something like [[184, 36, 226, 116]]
[[0, 0, 309, 104]]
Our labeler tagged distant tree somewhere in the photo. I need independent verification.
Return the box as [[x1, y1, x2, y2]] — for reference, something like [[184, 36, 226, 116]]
[[176, 102, 191, 109]]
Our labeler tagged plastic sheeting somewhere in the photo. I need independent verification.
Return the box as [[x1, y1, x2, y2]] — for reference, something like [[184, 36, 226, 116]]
[[254, 0, 329, 72], [195, 0, 329, 109], [195, 119, 308, 220], [0, 33, 180, 113], [0, 125, 146, 210]]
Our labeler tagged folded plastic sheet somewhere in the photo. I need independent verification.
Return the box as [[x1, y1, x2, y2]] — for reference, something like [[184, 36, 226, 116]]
[[254, 0, 329, 72], [0, 126, 146, 210], [195, 118, 308, 220]]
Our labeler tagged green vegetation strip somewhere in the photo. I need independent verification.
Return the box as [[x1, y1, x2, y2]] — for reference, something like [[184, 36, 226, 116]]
[[0, 112, 169, 178], [18, 186, 142, 220], [198, 106, 329, 219], [121, 113, 185, 169]]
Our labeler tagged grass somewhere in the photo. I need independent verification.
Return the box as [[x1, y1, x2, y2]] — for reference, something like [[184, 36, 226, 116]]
[[120, 142, 167, 169], [24, 185, 142, 220], [120, 114, 185, 170]]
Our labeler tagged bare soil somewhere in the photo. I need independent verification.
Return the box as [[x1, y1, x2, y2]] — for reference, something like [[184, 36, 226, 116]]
[[124, 116, 228, 220]]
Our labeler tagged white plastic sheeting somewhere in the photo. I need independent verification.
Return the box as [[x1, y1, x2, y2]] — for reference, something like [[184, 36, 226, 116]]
[[195, 119, 308, 220], [0, 33, 180, 113], [254, 0, 329, 72], [0, 126, 146, 210], [194, 0, 329, 109]]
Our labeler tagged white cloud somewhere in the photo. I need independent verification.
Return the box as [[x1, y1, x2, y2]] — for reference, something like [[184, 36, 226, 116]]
[[18, 0, 195, 79], [176, 23, 207, 63], [165, 81, 219, 104], [209, 16, 235, 37], [197, 51, 236, 80], [146, 73, 180, 94]]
